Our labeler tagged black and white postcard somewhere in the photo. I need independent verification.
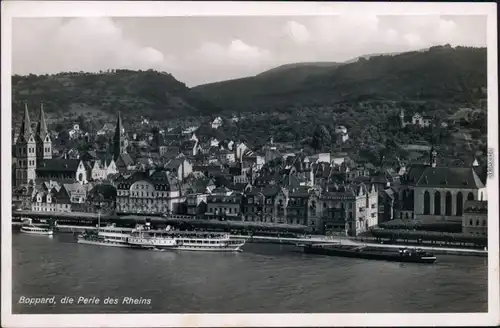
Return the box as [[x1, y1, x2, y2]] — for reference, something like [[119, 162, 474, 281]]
[[1, 1, 498, 327]]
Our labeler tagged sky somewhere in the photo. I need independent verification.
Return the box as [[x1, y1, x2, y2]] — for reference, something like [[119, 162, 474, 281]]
[[12, 15, 486, 87]]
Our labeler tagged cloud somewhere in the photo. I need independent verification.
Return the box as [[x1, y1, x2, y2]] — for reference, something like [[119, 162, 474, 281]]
[[13, 17, 176, 75], [196, 39, 272, 66], [385, 29, 399, 43], [284, 21, 310, 44], [403, 33, 424, 47], [311, 15, 380, 44], [12, 15, 486, 86]]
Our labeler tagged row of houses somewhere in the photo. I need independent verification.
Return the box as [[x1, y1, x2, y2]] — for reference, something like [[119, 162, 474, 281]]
[[111, 166, 380, 236]]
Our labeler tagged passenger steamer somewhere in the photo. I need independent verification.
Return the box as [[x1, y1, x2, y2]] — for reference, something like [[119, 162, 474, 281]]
[[128, 226, 247, 252], [20, 225, 54, 236], [77, 224, 135, 247], [20, 219, 53, 236]]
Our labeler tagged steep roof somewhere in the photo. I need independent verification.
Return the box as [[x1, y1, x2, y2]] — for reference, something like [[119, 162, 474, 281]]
[[165, 158, 186, 170], [116, 169, 179, 191], [115, 153, 134, 167], [414, 167, 485, 189], [88, 183, 117, 200], [63, 183, 90, 195], [18, 102, 33, 143], [35, 102, 49, 143], [113, 111, 124, 142], [36, 159, 81, 172]]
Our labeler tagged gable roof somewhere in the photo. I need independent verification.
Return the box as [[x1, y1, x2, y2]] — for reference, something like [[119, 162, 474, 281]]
[[165, 158, 187, 170], [414, 167, 485, 189], [115, 153, 134, 167], [36, 159, 81, 172]]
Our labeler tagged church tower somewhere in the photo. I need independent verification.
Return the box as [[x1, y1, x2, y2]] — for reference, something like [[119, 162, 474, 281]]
[[113, 111, 128, 160], [35, 101, 52, 160], [430, 146, 437, 168], [15, 102, 37, 186]]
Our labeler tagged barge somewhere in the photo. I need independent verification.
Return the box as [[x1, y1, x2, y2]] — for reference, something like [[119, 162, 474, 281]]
[[303, 244, 437, 264]]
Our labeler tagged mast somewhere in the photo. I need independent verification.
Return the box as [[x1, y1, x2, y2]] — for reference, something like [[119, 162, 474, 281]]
[[98, 206, 101, 232], [96, 192, 103, 232]]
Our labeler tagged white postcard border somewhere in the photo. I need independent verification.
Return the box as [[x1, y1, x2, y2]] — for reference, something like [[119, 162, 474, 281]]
[[1, 1, 498, 327]]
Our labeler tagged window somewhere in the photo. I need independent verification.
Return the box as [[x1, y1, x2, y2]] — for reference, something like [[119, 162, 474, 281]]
[[456, 192, 463, 216], [423, 191, 430, 215], [434, 191, 441, 215], [445, 192, 452, 216]]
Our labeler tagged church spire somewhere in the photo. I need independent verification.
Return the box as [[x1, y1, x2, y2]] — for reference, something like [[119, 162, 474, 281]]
[[36, 101, 48, 141], [18, 101, 32, 142], [114, 111, 123, 139], [113, 111, 128, 160]]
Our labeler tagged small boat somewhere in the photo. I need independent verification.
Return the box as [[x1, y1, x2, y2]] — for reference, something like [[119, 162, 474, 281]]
[[20, 224, 53, 236], [303, 244, 437, 264]]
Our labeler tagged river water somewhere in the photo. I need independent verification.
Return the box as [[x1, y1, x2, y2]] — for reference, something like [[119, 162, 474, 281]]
[[12, 232, 488, 314]]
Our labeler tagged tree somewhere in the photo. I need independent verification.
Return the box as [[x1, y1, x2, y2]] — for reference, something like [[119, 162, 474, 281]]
[[95, 135, 108, 148], [311, 125, 331, 152], [54, 123, 65, 133], [77, 115, 88, 132]]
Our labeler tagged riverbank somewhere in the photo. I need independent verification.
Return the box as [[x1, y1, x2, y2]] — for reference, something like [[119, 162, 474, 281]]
[[12, 223, 487, 257]]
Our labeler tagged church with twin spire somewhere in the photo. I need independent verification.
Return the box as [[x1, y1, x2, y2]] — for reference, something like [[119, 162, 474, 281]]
[[13, 102, 53, 187], [13, 103, 133, 188]]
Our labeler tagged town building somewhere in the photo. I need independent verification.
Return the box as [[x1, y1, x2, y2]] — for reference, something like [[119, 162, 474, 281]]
[[96, 123, 115, 136], [234, 142, 249, 161], [185, 193, 208, 218], [398, 147, 487, 221], [164, 158, 193, 181], [211, 117, 223, 129], [399, 109, 432, 128], [31, 184, 72, 212], [35, 159, 88, 184], [319, 183, 378, 237], [334, 126, 349, 143], [12, 184, 35, 210], [462, 200, 488, 237], [205, 191, 242, 220], [115, 169, 182, 215], [69, 124, 82, 139]]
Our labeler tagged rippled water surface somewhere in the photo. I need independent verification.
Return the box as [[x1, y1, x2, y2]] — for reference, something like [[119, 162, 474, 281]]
[[12, 233, 488, 313]]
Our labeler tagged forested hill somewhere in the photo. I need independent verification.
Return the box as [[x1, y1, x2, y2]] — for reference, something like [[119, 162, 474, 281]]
[[193, 45, 487, 112], [12, 69, 223, 120]]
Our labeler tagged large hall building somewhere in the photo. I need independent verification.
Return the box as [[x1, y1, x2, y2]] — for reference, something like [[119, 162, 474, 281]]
[[398, 147, 487, 222]]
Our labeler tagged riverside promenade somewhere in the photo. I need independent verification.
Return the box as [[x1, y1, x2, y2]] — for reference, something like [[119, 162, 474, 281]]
[[232, 234, 487, 257], [13, 222, 486, 257]]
